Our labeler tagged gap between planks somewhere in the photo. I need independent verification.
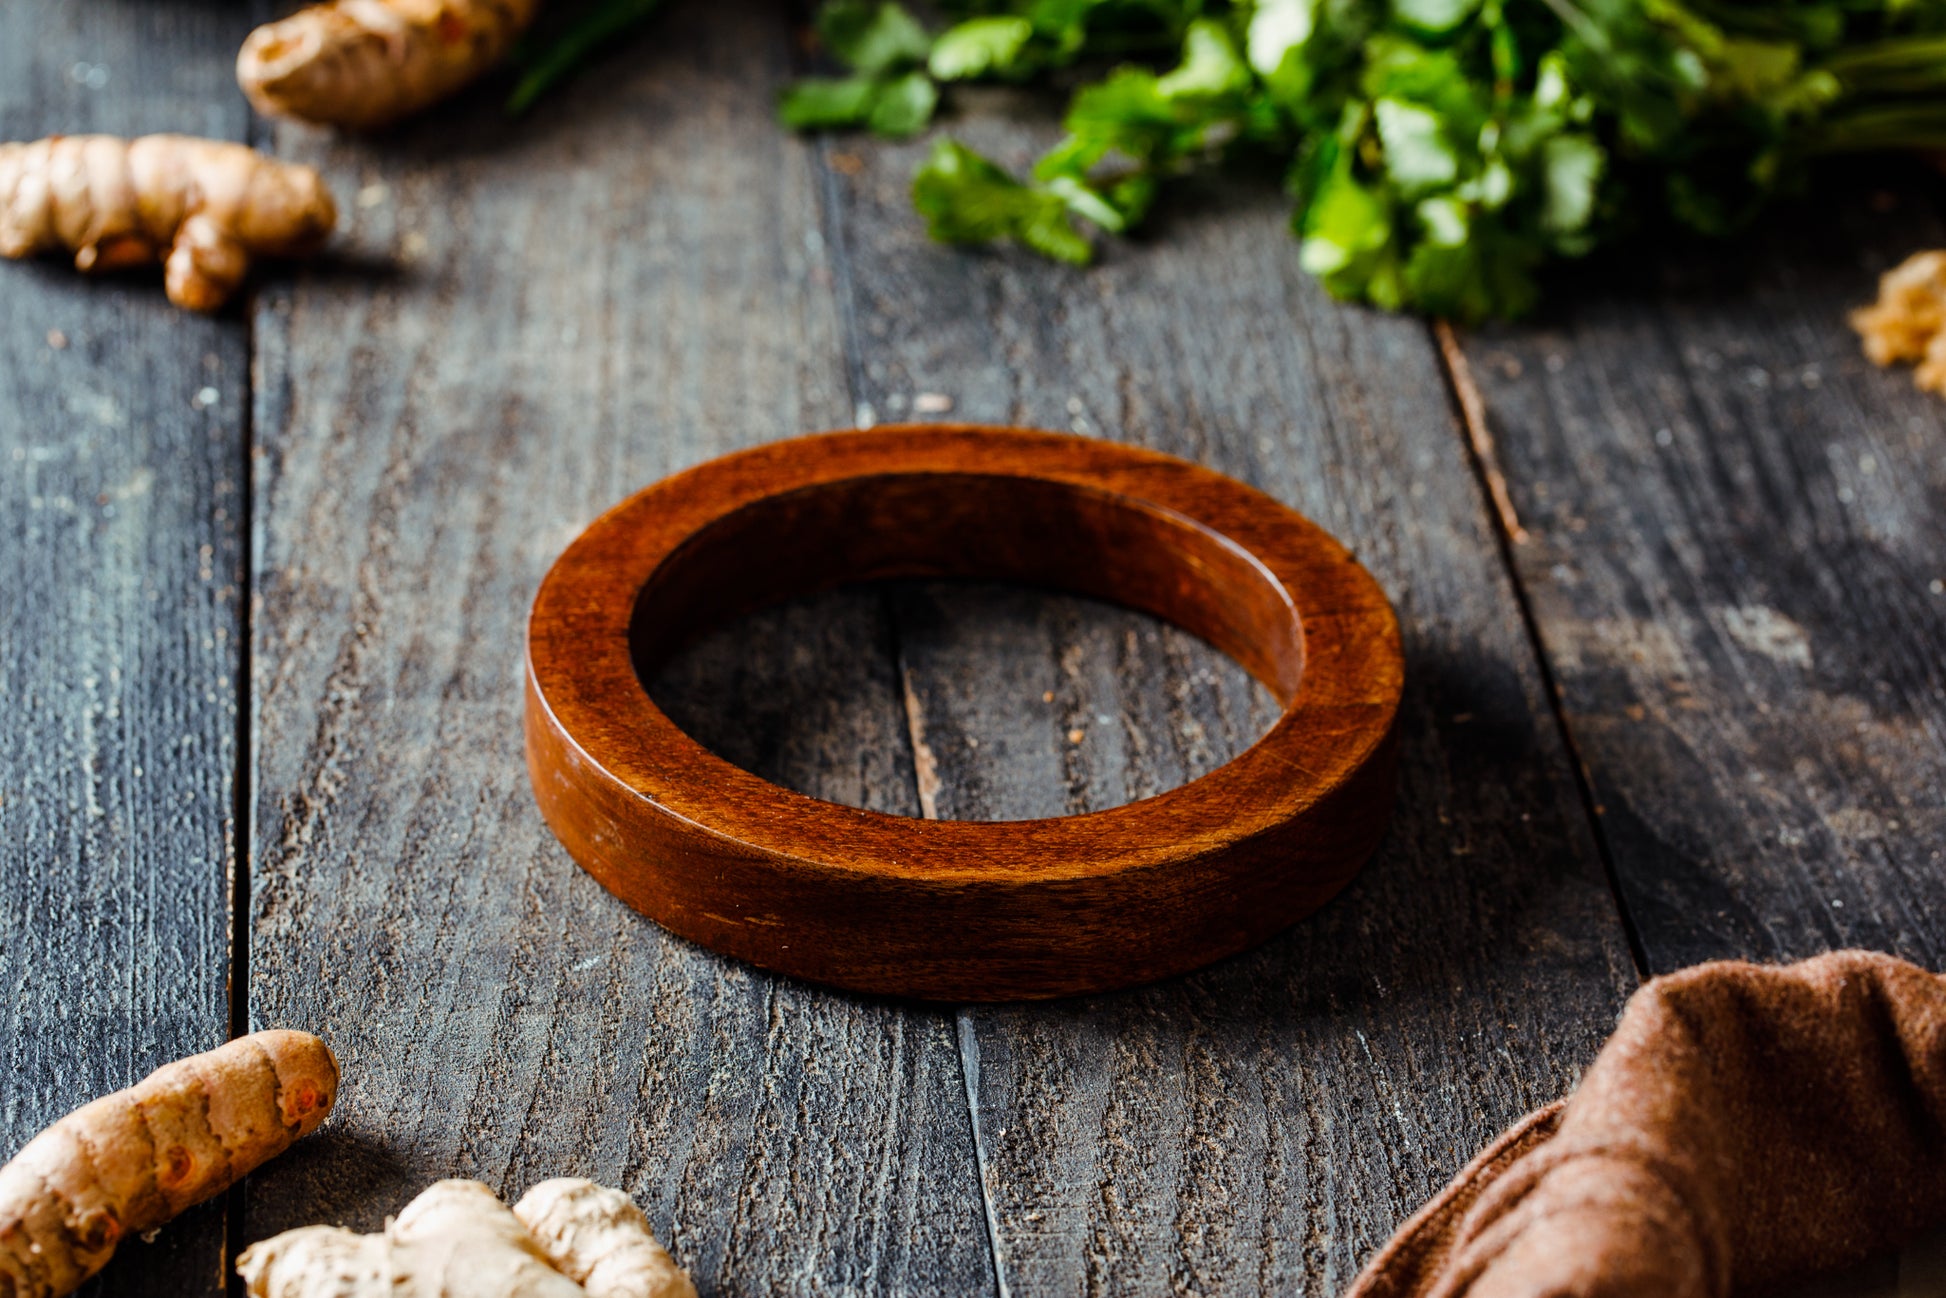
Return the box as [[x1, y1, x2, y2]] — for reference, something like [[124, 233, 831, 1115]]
[[891, 611, 1014, 1298], [225, 28, 278, 1285], [221, 314, 258, 1297], [803, 74, 1014, 1289], [1429, 318, 1650, 981], [798, 0, 1012, 1256]]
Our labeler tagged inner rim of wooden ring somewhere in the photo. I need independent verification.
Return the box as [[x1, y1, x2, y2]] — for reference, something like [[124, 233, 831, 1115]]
[[627, 472, 1304, 717], [528, 429, 1400, 997]]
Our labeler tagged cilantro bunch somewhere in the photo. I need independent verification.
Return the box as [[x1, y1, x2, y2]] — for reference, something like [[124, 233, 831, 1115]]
[[781, 0, 1946, 318]]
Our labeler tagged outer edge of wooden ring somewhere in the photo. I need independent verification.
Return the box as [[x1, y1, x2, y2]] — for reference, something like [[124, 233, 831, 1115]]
[[524, 426, 1403, 1001]]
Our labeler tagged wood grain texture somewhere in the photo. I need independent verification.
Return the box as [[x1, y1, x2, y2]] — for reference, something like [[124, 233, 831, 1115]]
[[0, 2, 255, 1294], [883, 581, 1259, 821], [242, 0, 995, 1291], [1456, 178, 1946, 974], [814, 119, 1639, 1292], [649, 588, 923, 818]]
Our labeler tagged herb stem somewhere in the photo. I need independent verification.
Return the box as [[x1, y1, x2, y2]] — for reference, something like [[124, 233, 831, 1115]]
[[1819, 35, 1946, 93], [507, 0, 668, 116], [1807, 102, 1946, 153]]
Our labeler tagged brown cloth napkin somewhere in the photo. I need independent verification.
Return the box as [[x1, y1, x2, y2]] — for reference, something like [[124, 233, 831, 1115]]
[[1345, 950, 1946, 1298]]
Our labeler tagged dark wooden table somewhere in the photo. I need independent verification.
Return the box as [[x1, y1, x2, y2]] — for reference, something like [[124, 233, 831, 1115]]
[[4, 1, 1944, 1294]]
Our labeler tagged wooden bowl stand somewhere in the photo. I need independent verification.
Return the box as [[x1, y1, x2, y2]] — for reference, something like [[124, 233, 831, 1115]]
[[525, 426, 1403, 1000]]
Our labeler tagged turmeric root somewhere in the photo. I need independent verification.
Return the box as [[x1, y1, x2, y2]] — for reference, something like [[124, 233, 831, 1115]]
[[1851, 249, 1946, 394], [237, 0, 541, 130], [239, 1179, 590, 1298], [0, 1029, 338, 1298], [514, 1180, 696, 1298], [0, 135, 337, 311]]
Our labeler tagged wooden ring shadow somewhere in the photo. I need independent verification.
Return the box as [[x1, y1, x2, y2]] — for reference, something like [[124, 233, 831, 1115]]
[[525, 426, 1404, 1001]]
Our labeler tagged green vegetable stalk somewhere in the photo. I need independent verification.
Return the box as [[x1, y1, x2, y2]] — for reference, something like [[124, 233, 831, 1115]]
[[507, 0, 671, 115], [781, 0, 1946, 319]]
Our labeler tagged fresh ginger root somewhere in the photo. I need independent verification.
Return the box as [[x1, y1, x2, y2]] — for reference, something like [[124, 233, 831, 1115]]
[[237, 0, 541, 130], [1851, 249, 1946, 393], [239, 1178, 695, 1298], [0, 1029, 338, 1298], [514, 1180, 696, 1298], [239, 1180, 587, 1298], [0, 135, 336, 311]]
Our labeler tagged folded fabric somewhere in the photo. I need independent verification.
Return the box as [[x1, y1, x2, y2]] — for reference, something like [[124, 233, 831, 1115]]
[[1346, 950, 1946, 1298]]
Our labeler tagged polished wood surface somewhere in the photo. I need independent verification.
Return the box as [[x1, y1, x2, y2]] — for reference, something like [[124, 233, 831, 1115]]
[[526, 427, 1404, 999]]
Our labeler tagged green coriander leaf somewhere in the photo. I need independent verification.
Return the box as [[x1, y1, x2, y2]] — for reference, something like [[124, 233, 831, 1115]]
[[913, 139, 1096, 262], [1392, 0, 1479, 37], [928, 17, 1035, 79], [820, 0, 932, 75], [868, 70, 941, 135], [1712, 37, 1803, 98], [1248, 0, 1318, 76], [1067, 67, 1176, 128], [1373, 97, 1459, 194], [779, 76, 881, 130], [1296, 164, 1393, 278], [1672, 49, 1708, 92], [1045, 174, 1129, 231], [1106, 172, 1161, 223], [811, 0, 1946, 318], [1038, 22, 1254, 191], [1156, 20, 1254, 98], [1402, 239, 1493, 320], [1038, 69, 1177, 176], [1019, 207, 1097, 261], [1473, 158, 1514, 207], [1533, 53, 1573, 112], [913, 139, 1030, 242], [783, 1, 939, 141], [1416, 194, 1469, 246], [1538, 132, 1603, 237], [1401, 210, 1541, 321], [1361, 37, 1483, 124]]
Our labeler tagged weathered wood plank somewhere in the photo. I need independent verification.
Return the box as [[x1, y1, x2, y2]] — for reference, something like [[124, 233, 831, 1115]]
[[243, 1, 996, 1292], [1458, 178, 1946, 973], [650, 590, 924, 818], [0, 2, 254, 1293], [882, 581, 1275, 822], [816, 120, 1639, 1292]]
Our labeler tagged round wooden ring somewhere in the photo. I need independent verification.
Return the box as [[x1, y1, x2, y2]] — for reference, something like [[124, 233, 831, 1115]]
[[525, 426, 1402, 1001]]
